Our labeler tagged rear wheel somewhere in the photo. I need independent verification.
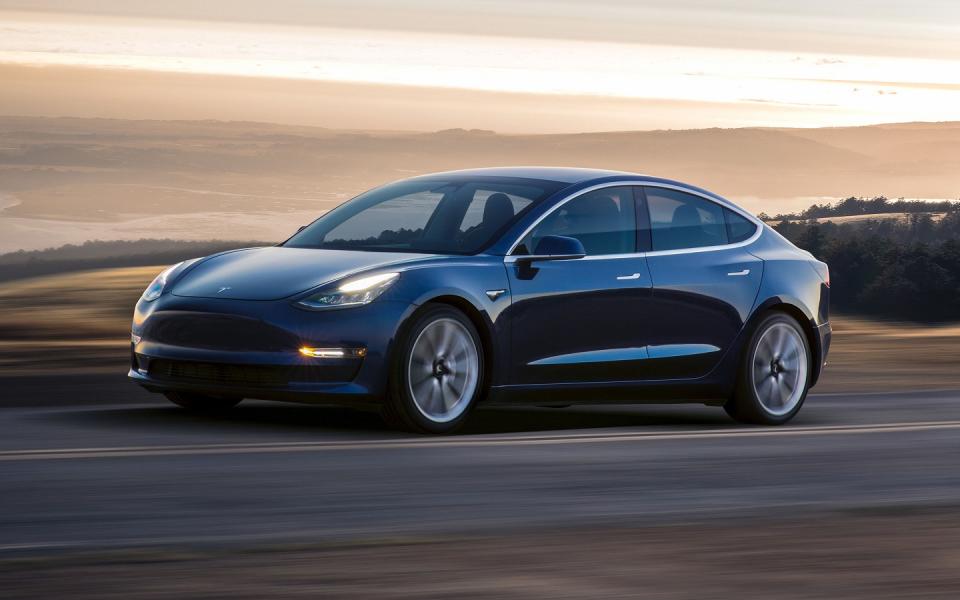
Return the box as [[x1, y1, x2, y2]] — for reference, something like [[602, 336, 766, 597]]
[[725, 312, 811, 425], [383, 305, 485, 434], [164, 391, 242, 413]]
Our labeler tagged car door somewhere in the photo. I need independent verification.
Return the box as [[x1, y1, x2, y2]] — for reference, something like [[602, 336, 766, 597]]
[[641, 186, 763, 380], [504, 186, 653, 385]]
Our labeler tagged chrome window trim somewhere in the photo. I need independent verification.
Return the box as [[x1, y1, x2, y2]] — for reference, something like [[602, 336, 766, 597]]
[[503, 252, 640, 264], [503, 180, 763, 261]]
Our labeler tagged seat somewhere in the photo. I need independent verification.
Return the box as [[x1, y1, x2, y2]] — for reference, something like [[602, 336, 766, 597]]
[[660, 203, 714, 250], [562, 195, 630, 255], [462, 193, 515, 248]]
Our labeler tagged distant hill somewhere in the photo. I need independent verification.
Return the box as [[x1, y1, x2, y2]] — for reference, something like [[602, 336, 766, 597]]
[[1, 116, 958, 252], [1, 116, 958, 211]]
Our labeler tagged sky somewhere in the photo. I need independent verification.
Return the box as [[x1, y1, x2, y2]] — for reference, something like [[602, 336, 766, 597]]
[[1, 1, 959, 132]]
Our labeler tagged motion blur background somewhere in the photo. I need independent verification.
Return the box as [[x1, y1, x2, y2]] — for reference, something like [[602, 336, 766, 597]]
[[1, 1, 960, 598]]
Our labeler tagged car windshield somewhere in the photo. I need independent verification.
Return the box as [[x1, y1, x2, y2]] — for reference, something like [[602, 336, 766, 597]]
[[283, 177, 565, 254]]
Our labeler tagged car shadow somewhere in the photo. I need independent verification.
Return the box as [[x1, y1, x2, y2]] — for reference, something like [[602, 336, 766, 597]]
[[67, 403, 394, 437], [463, 404, 734, 434], [63, 399, 739, 438]]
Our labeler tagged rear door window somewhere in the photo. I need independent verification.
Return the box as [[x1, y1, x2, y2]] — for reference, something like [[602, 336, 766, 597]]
[[645, 188, 727, 251]]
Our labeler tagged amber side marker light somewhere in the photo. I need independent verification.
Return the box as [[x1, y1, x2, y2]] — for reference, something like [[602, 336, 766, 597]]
[[299, 347, 367, 359]]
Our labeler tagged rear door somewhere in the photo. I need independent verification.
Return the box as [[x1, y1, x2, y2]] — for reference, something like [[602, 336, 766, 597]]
[[641, 186, 763, 379]]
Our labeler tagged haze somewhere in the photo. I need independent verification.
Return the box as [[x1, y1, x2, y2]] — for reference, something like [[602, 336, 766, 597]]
[[2, 2, 959, 131], [0, 1, 958, 252]]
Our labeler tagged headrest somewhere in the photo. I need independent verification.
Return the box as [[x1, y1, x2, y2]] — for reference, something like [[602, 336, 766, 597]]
[[671, 204, 703, 228], [483, 192, 515, 225]]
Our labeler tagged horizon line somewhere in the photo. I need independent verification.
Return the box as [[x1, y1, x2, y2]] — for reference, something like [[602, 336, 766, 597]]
[[2, 113, 959, 137]]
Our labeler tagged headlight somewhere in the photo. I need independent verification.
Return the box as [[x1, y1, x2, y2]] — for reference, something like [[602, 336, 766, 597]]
[[140, 262, 184, 302], [297, 272, 399, 309]]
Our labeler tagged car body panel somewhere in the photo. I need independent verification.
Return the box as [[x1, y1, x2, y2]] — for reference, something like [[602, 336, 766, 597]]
[[129, 167, 831, 410], [171, 246, 430, 300], [504, 255, 653, 384], [644, 245, 763, 379]]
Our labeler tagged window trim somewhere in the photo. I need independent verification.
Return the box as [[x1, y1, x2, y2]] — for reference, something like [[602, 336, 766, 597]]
[[634, 186, 653, 253], [504, 181, 763, 262]]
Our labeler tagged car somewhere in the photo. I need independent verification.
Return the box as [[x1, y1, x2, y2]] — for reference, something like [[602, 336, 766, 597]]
[[129, 167, 831, 433]]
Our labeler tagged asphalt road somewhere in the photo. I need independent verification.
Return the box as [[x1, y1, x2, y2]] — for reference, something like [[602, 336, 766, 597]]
[[3, 376, 960, 553]]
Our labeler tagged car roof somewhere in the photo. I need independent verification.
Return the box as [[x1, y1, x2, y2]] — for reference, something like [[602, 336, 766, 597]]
[[413, 166, 636, 184], [410, 167, 731, 204]]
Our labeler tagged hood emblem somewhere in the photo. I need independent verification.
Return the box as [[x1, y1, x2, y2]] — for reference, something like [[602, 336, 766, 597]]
[[217, 286, 232, 294]]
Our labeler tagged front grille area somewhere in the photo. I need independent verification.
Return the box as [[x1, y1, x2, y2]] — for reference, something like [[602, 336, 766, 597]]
[[141, 312, 299, 352], [146, 358, 359, 387]]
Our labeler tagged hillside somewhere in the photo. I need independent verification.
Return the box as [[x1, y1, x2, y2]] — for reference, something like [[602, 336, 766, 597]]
[[1, 116, 958, 252]]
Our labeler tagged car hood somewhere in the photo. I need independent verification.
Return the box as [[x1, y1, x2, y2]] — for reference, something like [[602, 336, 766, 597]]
[[171, 247, 431, 300]]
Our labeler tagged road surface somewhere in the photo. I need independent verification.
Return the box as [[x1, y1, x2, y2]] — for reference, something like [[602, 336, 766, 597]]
[[2, 376, 960, 554]]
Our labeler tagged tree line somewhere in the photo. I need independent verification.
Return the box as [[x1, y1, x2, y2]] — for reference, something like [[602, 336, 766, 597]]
[[774, 206, 960, 322], [759, 196, 960, 222]]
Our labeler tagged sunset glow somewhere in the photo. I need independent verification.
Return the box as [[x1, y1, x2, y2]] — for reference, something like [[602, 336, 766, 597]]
[[2, 7, 959, 131]]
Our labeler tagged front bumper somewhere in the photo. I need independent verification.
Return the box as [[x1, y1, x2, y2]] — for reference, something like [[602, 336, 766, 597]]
[[129, 294, 414, 404], [128, 366, 376, 404]]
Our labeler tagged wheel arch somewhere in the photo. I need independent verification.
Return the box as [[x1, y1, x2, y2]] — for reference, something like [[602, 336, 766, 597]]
[[748, 297, 824, 386], [393, 294, 498, 395]]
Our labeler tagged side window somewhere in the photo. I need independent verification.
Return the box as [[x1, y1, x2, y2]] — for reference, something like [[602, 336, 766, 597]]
[[519, 187, 636, 256], [724, 208, 758, 243], [646, 188, 727, 251]]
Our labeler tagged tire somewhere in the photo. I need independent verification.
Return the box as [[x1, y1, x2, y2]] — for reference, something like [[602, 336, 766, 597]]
[[725, 311, 811, 425], [164, 391, 242, 413], [383, 304, 485, 434]]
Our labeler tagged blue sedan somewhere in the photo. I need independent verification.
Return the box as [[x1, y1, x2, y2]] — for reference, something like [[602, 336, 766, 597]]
[[130, 167, 831, 433]]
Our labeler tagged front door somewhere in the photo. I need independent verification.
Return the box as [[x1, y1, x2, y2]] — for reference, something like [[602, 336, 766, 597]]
[[505, 186, 653, 385]]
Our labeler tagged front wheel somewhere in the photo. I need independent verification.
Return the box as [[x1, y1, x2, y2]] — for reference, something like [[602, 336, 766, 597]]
[[164, 391, 242, 413], [383, 305, 485, 434], [725, 312, 811, 425]]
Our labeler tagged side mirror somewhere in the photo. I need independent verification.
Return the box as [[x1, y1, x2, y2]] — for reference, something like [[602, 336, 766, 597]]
[[517, 235, 586, 263]]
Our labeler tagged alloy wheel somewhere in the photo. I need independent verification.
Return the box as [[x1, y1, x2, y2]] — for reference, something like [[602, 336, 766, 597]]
[[750, 322, 808, 416], [407, 317, 480, 423]]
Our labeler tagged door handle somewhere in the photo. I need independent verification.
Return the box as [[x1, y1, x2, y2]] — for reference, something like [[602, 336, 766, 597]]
[[727, 269, 750, 276], [616, 273, 642, 280]]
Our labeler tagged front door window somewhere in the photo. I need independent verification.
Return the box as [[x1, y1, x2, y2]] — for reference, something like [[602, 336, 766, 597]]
[[516, 187, 636, 256]]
